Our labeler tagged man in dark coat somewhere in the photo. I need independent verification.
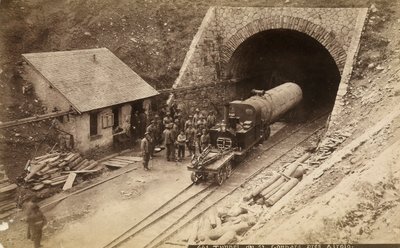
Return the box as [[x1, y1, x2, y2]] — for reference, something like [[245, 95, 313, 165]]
[[27, 201, 47, 248], [146, 120, 157, 157]]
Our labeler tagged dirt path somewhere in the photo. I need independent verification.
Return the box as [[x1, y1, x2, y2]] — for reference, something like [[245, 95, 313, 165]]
[[1, 152, 192, 248]]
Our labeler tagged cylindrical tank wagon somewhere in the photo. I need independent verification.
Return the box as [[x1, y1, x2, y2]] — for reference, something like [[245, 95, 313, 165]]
[[187, 82, 303, 185], [231, 82, 303, 126]]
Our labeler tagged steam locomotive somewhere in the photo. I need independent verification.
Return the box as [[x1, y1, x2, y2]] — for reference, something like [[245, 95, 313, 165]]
[[187, 82, 303, 185]]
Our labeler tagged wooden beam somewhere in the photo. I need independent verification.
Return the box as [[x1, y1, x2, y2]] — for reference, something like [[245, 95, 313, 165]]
[[62, 173, 77, 191], [0, 110, 76, 129]]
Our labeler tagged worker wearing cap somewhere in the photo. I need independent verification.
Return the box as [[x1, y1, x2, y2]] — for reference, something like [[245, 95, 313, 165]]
[[185, 123, 196, 156], [163, 123, 175, 161], [146, 120, 156, 157], [198, 116, 207, 130], [185, 115, 193, 130], [141, 132, 151, 170], [175, 112, 185, 131], [163, 113, 173, 126], [193, 108, 201, 125], [171, 120, 180, 160]]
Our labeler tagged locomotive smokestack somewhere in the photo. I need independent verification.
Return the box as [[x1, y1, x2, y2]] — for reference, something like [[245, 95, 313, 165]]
[[223, 104, 230, 129]]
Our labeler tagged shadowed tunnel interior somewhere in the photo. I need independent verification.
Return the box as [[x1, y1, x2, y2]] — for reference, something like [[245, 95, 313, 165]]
[[227, 29, 341, 114]]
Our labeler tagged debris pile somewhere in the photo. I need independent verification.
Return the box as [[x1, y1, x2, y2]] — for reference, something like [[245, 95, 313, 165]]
[[310, 130, 352, 166], [186, 206, 256, 245], [243, 153, 309, 206], [24, 152, 102, 191], [0, 181, 17, 220]]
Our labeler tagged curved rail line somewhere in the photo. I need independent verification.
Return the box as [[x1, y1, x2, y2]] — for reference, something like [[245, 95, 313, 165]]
[[104, 113, 328, 248], [149, 114, 328, 248]]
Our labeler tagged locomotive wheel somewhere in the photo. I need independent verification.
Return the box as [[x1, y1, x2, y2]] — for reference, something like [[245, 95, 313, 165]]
[[191, 172, 200, 184], [215, 169, 224, 186], [225, 163, 232, 178]]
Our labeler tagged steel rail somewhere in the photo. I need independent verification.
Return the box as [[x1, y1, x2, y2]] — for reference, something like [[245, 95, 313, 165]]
[[149, 114, 327, 248], [102, 182, 197, 248], [105, 113, 327, 248]]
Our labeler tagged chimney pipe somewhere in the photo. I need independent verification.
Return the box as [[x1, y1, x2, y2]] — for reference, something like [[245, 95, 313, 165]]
[[223, 104, 230, 129]]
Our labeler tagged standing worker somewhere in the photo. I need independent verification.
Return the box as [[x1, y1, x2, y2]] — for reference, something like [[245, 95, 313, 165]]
[[163, 123, 175, 161], [185, 123, 195, 157], [141, 132, 151, 170], [207, 111, 217, 128], [200, 129, 211, 152], [146, 120, 156, 157], [27, 202, 47, 248], [176, 130, 187, 161]]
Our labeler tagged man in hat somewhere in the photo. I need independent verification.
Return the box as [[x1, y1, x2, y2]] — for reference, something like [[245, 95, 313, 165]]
[[193, 108, 201, 124], [146, 120, 156, 157], [141, 132, 151, 170], [163, 123, 175, 161], [26, 198, 47, 248], [163, 113, 173, 127], [185, 115, 193, 130], [185, 123, 196, 156]]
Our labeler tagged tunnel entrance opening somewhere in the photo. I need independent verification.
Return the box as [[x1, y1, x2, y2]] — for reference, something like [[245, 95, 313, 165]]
[[226, 29, 341, 118]]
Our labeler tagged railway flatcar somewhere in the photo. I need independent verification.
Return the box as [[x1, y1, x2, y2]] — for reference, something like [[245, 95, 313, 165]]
[[187, 82, 303, 185]]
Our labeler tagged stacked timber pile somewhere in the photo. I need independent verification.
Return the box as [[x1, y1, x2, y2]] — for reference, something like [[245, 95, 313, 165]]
[[186, 206, 256, 245], [24, 152, 102, 191], [0, 164, 18, 220], [243, 153, 310, 206], [310, 130, 352, 166], [102, 156, 142, 169]]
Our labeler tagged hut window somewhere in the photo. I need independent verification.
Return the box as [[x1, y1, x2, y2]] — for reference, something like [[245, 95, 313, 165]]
[[90, 112, 98, 136], [102, 113, 114, 129]]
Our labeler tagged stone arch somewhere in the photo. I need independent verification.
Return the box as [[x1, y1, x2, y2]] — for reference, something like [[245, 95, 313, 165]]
[[220, 16, 347, 75]]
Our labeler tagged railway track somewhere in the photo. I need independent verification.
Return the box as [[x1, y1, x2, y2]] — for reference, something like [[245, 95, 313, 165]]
[[103, 114, 328, 248]]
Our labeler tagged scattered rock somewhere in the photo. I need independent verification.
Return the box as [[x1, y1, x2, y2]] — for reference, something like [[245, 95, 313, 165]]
[[0, 222, 9, 231]]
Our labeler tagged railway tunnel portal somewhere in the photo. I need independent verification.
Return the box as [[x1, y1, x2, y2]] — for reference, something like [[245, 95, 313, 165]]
[[172, 7, 368, 125], [227, 29, 341, 110]]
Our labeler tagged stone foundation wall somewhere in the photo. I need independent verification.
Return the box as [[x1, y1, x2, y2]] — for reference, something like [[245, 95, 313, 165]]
[[173, 83, 236, 116]]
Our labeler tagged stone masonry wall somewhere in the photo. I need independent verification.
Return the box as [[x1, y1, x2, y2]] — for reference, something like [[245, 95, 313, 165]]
[[173, 83, 236, 115], [172, 7, 368, 119]]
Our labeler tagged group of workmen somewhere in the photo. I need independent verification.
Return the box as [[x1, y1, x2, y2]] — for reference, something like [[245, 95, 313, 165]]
[[141, 108, 217, 170]]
